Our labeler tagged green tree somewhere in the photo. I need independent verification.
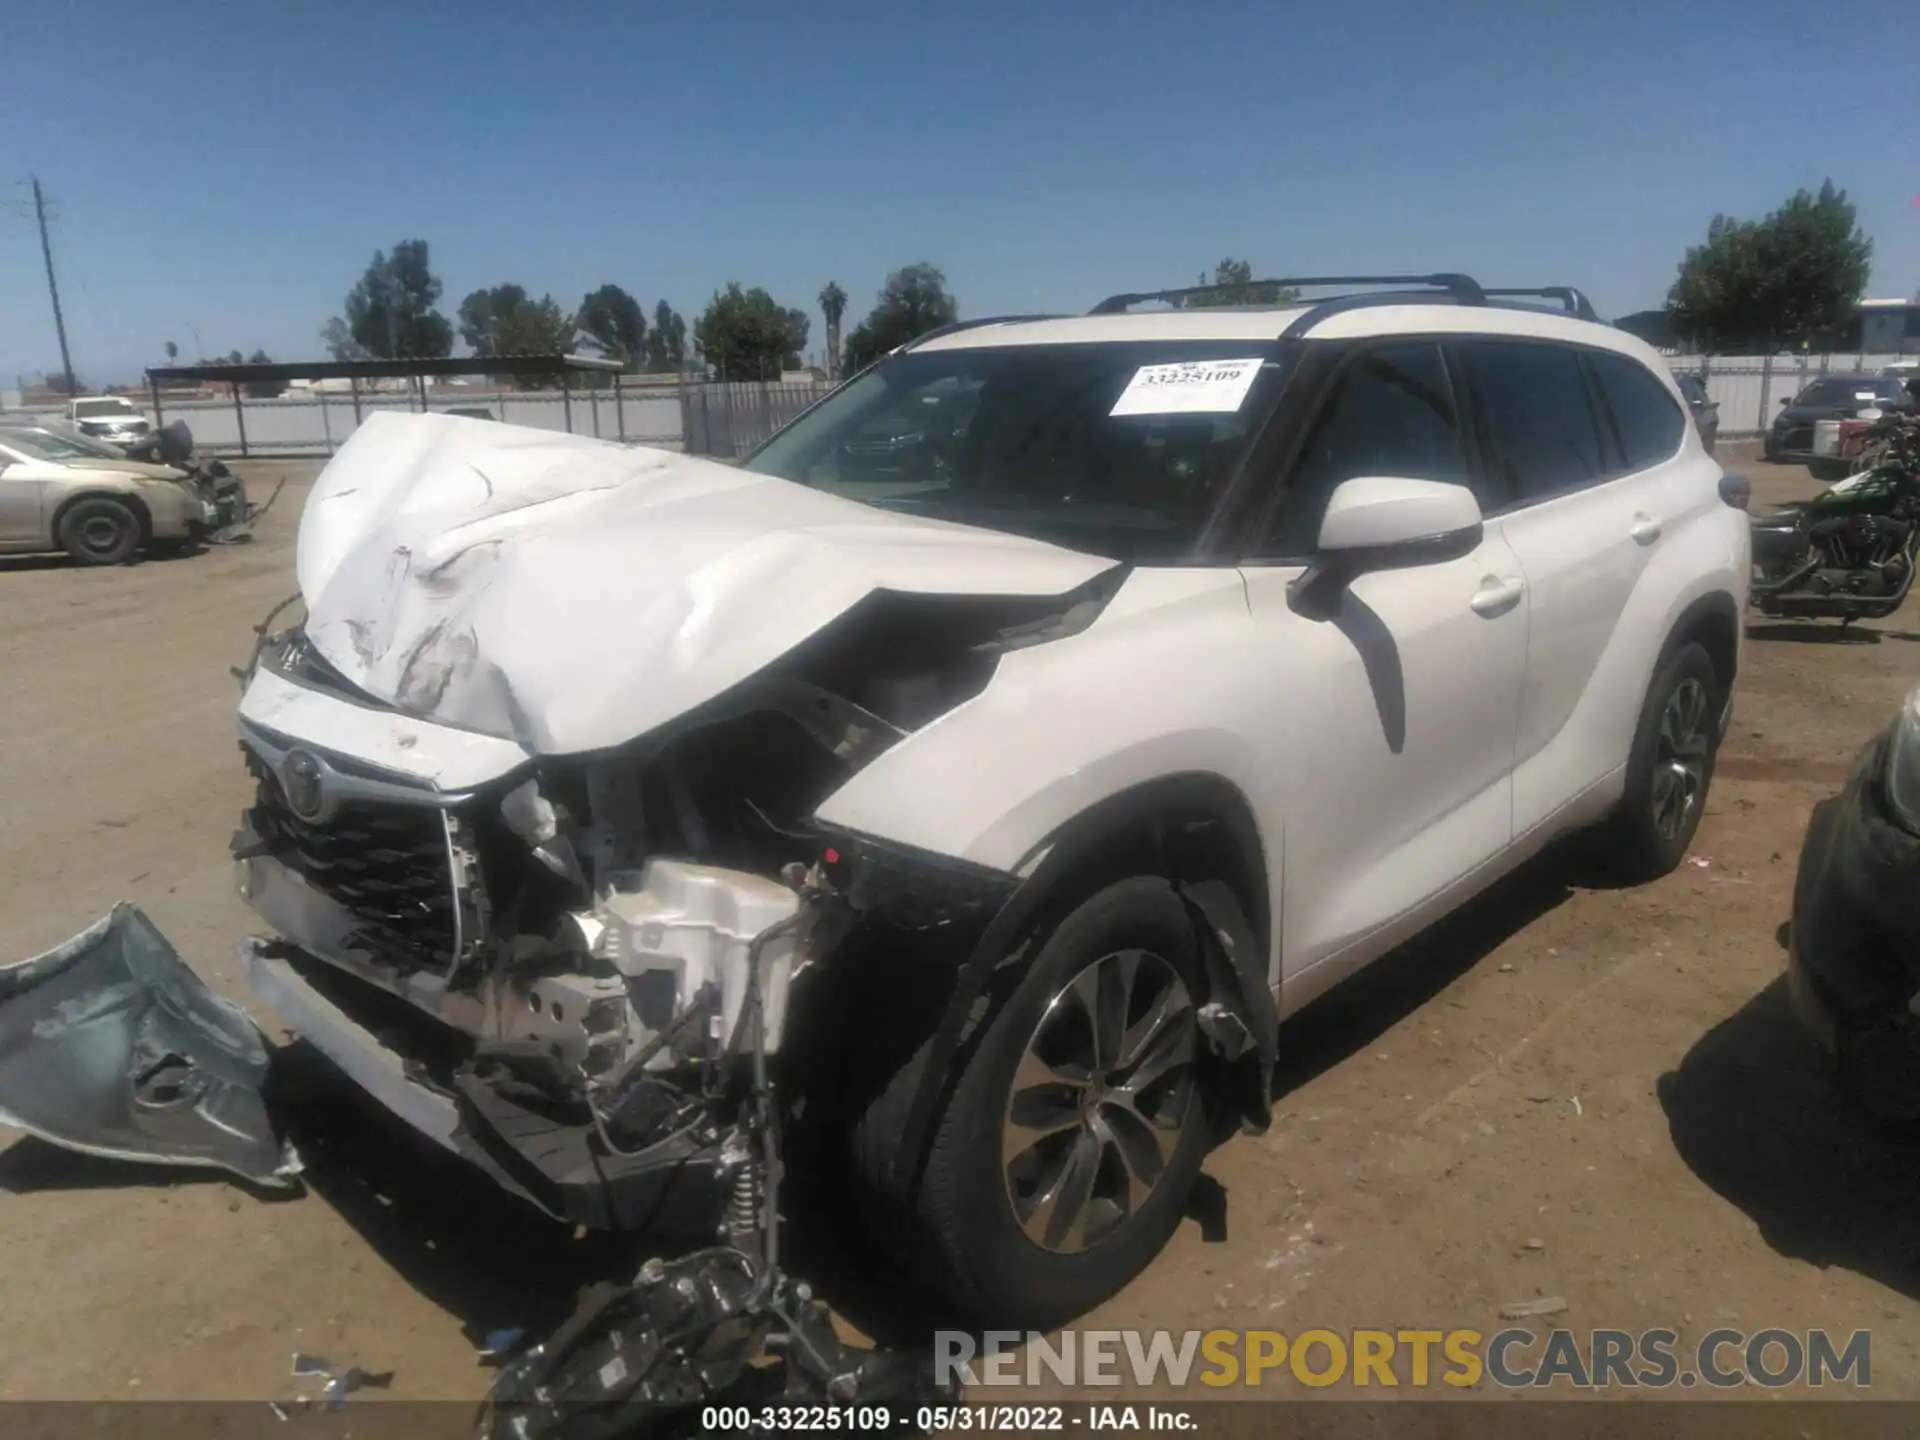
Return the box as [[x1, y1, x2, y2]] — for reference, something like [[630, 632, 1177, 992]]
[[577, 284, 647, 366], [320, 317, 368, 362], [1182, 258, 1300, 307], [818, 280, 848, 379], [646, 300, 687, 373], [338, 240, 454, 360], [457, 284, 576, 386], [694, 283, 809, 380], [840, 263, 958, 374], [1667, 181, 1873, 351], [163, 341, 178, 362]]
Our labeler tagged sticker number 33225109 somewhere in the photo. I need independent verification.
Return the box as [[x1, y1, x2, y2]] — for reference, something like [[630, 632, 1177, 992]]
[[1109, 357, 1264, 418]]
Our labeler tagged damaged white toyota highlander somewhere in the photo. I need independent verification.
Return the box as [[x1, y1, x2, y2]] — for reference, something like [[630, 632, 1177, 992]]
[[229, 275, 1751, 1333]]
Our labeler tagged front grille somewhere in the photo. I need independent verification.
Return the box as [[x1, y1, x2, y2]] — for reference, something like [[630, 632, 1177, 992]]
[[245, 749, 459, 968]]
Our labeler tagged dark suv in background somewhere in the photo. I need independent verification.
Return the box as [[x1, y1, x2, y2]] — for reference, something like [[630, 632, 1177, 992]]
[[1767, 373, 1916, 471]]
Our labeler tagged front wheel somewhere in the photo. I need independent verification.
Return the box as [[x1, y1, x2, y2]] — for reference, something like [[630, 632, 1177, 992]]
[[56, 497, 143, 566], [1594, 641, 1722, 883], [857, 877, 1215, 1330]]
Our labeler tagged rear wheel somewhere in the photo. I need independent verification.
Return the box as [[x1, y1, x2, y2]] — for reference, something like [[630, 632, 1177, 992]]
[[56, 497, 142, 566], [853, 877, 1215, 1330], [1594, 642, 1722, 883]]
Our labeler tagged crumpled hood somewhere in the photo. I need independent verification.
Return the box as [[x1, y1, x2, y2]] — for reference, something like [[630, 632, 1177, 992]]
[[297, 412, 1118, 755]]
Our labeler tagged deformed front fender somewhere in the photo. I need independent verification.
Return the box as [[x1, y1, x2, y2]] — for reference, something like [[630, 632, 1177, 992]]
[[833, 833, 1279, 1199], [1177, 879, 1278, 1135]]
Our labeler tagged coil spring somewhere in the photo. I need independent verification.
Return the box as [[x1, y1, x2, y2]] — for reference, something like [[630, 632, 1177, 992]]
[[728, 1157, 763, 1240]]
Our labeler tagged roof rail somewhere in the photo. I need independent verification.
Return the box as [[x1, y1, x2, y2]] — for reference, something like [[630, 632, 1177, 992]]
[[1481, 287, 1599, 321], [897, 315, 1063, 354], [1090, 273, 1488, 316]]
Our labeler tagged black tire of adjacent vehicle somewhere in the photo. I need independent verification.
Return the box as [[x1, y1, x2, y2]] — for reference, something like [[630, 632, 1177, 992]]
[[56, 496, 143, 566], [1596, 640, 1722, 883], [850, 876, 1215, 1331]]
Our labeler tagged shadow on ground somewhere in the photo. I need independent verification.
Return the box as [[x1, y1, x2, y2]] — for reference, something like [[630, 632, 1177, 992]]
[[1658, 978, 1920, 1299], [1274, 847, 1581, 1097], [264, 1042, 648, 1348], [1749, 622, 1920, 647]]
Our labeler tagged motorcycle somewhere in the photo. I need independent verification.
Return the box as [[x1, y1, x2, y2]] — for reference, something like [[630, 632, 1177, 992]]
[[122, 420, 282, 543], [1750, 411, 1920, 623]]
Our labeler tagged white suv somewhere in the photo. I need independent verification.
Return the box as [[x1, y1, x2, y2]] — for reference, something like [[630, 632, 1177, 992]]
[[231, 274, 1749, 1330]]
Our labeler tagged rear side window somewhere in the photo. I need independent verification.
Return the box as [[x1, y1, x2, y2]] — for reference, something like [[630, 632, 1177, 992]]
[[1261, 341, 1471, 555], [1459, 341, 1607, 504], [1589, 352, 1686, 470]]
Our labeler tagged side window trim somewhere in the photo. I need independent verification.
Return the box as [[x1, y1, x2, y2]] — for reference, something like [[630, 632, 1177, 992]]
[[1589, 348, 1688, 477], [1240, 336, 1471, 565], [1578, 349, 1630, 476]]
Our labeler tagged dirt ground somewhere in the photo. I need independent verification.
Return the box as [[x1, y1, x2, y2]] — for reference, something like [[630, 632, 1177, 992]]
[[0, 443, 1915, 1408]]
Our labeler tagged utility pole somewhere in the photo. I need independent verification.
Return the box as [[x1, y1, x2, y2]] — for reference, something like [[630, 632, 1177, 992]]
[[31, 178, 76, 397]]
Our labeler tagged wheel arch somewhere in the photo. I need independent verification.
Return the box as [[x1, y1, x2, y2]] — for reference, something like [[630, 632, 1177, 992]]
[[1659, 589, 1741, 706]]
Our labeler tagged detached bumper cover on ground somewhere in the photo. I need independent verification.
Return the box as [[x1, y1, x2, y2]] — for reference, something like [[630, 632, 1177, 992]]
[[0, 904, 300, 1186], [1787, 721, 1920, 1114]]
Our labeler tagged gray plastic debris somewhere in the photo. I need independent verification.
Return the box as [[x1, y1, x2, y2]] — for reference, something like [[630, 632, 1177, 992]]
[[0, 905, 300, 1186], [289, 1352, 395, 1409], [322, 1366, 395, 1409]]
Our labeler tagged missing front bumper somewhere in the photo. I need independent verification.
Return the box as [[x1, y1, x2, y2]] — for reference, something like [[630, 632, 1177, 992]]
[[245, 938, 728, 1235]]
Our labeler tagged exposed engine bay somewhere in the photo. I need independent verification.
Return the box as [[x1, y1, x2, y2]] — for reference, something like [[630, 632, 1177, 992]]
[[230, 572, 1124, 1231]]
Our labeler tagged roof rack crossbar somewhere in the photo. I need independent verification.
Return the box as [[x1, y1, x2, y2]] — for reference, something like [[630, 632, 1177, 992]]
[[1480, 287, 1599, 321], [1090, 273, 1487, 315]]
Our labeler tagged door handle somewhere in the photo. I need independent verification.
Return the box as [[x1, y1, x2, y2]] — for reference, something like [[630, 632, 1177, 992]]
[[1470, 574, 1526, 618], [1630, 514, 1663, 545]]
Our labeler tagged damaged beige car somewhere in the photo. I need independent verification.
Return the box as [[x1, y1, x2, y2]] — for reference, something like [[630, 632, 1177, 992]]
[[0, 423, 214, 565]]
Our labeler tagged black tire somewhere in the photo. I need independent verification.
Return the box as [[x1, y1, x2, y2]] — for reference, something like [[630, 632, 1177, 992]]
[[852, 876, 1215, 1330], [56, 496, 143, 566], [1595, 641, 1722, 884]]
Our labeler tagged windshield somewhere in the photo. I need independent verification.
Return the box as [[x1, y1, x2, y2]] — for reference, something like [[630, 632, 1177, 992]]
[[743, 341, 1298, 560], [71, 398, 137, 418], [1795, 377, 1895, 406], [0, 429, 116, 462]]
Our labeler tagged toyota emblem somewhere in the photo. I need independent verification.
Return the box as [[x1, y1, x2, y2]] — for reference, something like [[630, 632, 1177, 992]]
[[282, 749, 326, 821]]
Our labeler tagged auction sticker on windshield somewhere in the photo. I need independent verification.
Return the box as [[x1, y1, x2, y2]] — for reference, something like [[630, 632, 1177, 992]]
[[1111, 358, 1263, 417]]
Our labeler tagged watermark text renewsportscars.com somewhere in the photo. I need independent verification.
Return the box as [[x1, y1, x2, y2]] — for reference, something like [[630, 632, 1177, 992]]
[[937, 1327, 1872, 1391]]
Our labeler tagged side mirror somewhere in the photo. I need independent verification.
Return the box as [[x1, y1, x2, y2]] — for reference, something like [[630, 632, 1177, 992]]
[[1288, 476, 1485, 620], [1780, 398, 1791, 407]]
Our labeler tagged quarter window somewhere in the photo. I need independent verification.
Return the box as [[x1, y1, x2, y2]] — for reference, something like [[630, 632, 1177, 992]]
[[1262, 342, 1473, 555], [1460, 341, 1608, 503], [1589, 351, 1686, 471]]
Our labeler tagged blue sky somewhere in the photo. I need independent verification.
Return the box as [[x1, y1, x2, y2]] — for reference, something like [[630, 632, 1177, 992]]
[[4, 0, 1917, 385]]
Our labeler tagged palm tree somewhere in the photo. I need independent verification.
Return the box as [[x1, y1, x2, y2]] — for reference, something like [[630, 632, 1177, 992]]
[[819, 281, 848, 381]]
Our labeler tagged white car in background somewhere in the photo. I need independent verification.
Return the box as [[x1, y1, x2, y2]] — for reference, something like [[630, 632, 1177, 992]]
[[66, 395, 154, 449], [230, 274, 1751, 1330]]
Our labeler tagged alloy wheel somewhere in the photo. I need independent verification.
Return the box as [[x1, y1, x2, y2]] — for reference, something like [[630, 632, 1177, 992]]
[[1651, 676, 1711, 842], [1000, 948, 1197, 1254]]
